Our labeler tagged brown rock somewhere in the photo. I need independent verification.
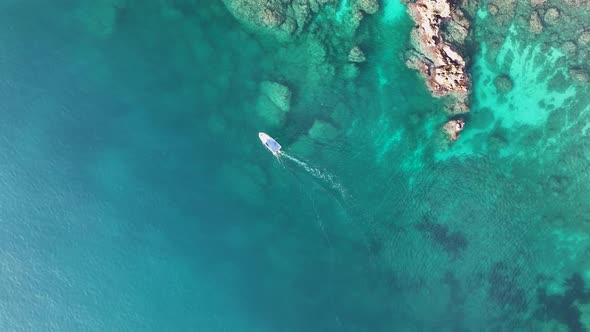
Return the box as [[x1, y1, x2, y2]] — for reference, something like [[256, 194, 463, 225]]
[[443, 119, 465, 141], [543, 7, 560, 25], [405, 0, 470, 101], [348, 46, 366, 63]]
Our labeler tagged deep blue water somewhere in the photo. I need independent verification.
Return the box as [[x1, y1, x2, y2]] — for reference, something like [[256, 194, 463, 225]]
[[1, 0, 590, 331]]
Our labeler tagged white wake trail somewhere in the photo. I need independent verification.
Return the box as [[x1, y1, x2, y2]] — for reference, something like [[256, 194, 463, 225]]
[[280, 152, 347, 199]]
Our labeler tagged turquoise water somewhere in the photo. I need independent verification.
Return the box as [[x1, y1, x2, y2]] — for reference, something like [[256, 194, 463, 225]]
[[1, 0, 590, 331]]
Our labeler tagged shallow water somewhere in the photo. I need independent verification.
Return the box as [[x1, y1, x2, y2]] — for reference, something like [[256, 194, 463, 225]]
[[0, 0, 589, 331]]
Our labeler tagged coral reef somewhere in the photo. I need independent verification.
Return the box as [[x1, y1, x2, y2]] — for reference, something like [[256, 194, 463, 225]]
[[221, 0, 335, 36], [222, 0, 379, 39], [470, 0, 590, 88]]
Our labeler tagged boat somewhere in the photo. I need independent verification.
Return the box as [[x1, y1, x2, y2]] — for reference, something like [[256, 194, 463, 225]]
[[258, 132, 282, 156]]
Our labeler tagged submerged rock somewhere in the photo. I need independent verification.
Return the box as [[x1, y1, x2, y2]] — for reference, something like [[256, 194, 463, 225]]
[[222, 0, 335, 36], [487, 0, 518, 27], [561, 41, 577, 55], [260, 81, 292, 112], [568, 67, 589, 84], [443, 119, 465, 141], [342, 64, 360, 80], [442, 8, 470, 45], [530, 0, 547, 6], [494, 74, 514, 93], [354, 0, 379, 14], [348, 46, 366, 63], [578, 31, 590, 47], [256, 81, 292, 127], [488, 4, 499, 15], [78, 0, 126, 37], [529, 12, 543, 34], [543, 7, 560, 25], [308, 119, 339, 143]]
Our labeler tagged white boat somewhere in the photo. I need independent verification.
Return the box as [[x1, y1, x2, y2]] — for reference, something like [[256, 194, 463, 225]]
[[258, 132, 282, 155]]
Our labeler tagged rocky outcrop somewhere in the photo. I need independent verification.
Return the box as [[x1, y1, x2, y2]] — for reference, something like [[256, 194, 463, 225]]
[[404, 0, 470, 113], [403, 0, 472, 142], [443, 119, 465, 141]]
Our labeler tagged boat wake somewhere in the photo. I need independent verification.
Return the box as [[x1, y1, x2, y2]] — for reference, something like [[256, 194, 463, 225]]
[[279, 152, 348, 200]]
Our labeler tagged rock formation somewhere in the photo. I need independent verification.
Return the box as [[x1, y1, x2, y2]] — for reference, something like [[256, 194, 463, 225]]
[[403, 0, 470, 113], [443, 119, 465, 141]]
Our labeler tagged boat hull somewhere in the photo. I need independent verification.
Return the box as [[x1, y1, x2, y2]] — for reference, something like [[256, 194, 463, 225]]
[[258, 132, 282, 155]]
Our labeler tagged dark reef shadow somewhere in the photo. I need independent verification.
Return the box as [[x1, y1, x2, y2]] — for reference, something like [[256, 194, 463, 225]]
[[415, 215, 469, 259], [536, 273, 590, 332], [488, 262, 528, 313], [443, 271, 469, 332]]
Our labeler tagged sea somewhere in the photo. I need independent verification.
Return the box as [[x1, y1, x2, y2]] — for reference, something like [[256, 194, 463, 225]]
[[0, 0, 589, 331]]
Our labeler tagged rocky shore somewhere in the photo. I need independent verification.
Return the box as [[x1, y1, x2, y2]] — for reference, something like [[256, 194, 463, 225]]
[[403, 0, 471, 113]]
